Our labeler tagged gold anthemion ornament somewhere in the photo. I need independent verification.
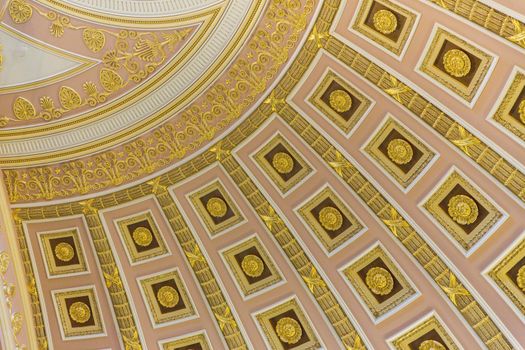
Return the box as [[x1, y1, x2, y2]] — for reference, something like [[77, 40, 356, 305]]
[[156, 285, 180, 308], [516, 265, 525, 292], [13, 97, 36, 120], [82, 29, 105, 53], [241, 254, 265, 278], [206, 197, 228, 218], [54, 242, 75, 262], [329, 89, 352, 113], [387, 138, 413, 165], [318, 206, 343, 231], [365, 267, 394, 295], [8, 0, 32, 24], [272, 152, 294, 174], [132, 227, 153, 247], [373, 9, 398, 35], [443, 49, 471, 78], [518, 100, 525, 124], [59, 86, 82, 110], [447, 194, 479, 225], [275, 317, 302, 345], [69, 301, 91, 324], [419, 339, 446, 350]]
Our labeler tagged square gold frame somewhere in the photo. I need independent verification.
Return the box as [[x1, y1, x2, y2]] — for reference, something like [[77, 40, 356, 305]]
[[352, 0, 417, 56], [116, 211, 169, 264], [423, 170, 503, 252], [189, 180, 244, 236], [161, 332, 212, 350], [309, 70, 372, 134], [341, 244, 416, 319], [488, 236, 525, 315], [391, 314, 460, 350], [255, 297, 321, 350], [419, 26, 493, 103], [39, 229, 88, 277], [254, 133, 312, 194], [53, 287, 104, 338], [222, 235, 282, 297], [298, 186, 364, 254], [492, 70, 525, 142], [365, 116, 435, 188], [139, 269, 195, 325]]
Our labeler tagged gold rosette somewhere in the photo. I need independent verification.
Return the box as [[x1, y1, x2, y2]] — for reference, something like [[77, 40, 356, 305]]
[[156, 285, 180, 308], [132, 227, 153, 247], [206, 197, 228, 218], [443, 49, 471, 78], [272, 152, 294, 174], [318, 206, 343, 231], [519, 100, 525, 124], [275, 317, 302, 344], [516, 265, 525, 292], [329, 90, 353, 113], [387, 139, 413, 165], [419, 340, 446, 350], [447, 194, 478, 225], [365, 267, 394, 295], [69, 301, 91, 324], [54, 242, 75, 262], [373, 10, 398, 35], [241, 254, 265, 278]]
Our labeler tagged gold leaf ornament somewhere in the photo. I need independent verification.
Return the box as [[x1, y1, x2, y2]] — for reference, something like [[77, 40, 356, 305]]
[[13, 97, 36, 120], [329, 89, 352, 113], [59, 86, 82, 110], [132, 227, 153, 247], [156, 285, 180, 308], [516, 265, 525, 292], [100, 68, 123, 92], [373, 9, 398, 35], [387, 138, 413, 165], [365, 267, 394, 295], [54, 242, 75, 262], [69, 301, 91, 324], [447, 194, 478, 225], [9, 0, 33, 24], [275, 317, 302, 345], [419, 340, 446, 350], [443, 49, 471, 78], [241, 254, 264, 278], [272, 152, 294, 174], [318, 206, 343, 231], [206, 197, 228, 218], [83, 28, 105, 52], [518, 100, 525, 124]]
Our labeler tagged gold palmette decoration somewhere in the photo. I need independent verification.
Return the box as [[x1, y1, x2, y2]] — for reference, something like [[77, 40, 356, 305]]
[[387, 139, 413, 165], [206, 197, 228, 218], [447, 195, 478, 225], [156, 286, 180, 308], [516, 266, 525, 292], [518, 100, 525, 124], [275, 317, 302, 344], [443, 49, 471, 78], [419, 340, 446, 350], [318, 206, 343, 231], [329, 90, 352, 113], [132, 227, 153, 247], [373, 10, 398, 35], [54, 242, 75, 262], [365, 267, 394, 295], [69, 302, 91, 324], [241, 254, 264, 278], [272, 152, 294, 174]]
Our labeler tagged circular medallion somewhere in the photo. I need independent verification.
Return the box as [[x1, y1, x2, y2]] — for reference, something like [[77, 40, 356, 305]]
[[365, 267, 394, 295], [516, 265, 525, 292], [318, 206, 343, 231], [69, 302, 91, 324], [54, 242, 75, 262], [419, 340, 446, 350], [447, 194, 479, 225], [272, 152, 294, 174], [8, 0, 32, 24], [241, 254, 265, 278], [329, 90, 353, 113], [387, 139, 413, 165], [275, 317, 302, 345], [132, 227, 153, 247], [206, 197, 228, 218], [518, 100, 525, 124], [373, 10, 398, 35], [157, 286, 180, 308], [443, 49, 471, 78]]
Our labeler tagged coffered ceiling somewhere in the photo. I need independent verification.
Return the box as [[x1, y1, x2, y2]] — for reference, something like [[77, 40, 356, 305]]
[[1, 0, 525, 349]]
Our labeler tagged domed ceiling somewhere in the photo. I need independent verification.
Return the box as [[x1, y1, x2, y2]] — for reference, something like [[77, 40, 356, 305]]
[[0, 0, 525, 349]]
